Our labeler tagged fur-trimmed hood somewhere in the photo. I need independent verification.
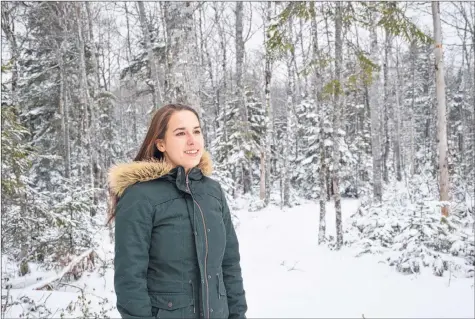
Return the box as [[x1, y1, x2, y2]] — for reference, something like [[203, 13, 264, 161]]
[[108, 151, 213, 197]]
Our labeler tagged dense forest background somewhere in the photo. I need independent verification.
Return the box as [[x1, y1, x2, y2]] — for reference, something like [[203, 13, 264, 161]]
[[2, 1, 474, 282]]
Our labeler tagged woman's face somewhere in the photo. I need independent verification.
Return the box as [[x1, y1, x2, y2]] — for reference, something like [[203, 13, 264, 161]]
[[156, 110, 204, 173]]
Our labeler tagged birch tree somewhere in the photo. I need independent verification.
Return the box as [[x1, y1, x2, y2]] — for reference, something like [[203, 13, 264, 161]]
[[261, 1, 274, 205], [333, 2, 344, 249], [368, 8, 383, 202], [432, 1, 450, 217]]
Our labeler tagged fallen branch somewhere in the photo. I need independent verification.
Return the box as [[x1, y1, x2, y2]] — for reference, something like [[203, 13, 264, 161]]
[[23, 249, 94, 291]]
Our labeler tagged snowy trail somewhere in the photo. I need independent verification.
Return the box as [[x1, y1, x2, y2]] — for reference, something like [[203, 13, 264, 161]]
[[236, 199, 475, 318]]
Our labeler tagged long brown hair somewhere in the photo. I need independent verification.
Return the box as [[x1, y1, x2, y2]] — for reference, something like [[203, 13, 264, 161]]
[[106, 103, 201, 225]]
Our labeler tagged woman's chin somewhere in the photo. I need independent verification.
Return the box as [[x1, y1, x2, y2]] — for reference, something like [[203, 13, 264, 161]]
[[183, 157, 201, 171]]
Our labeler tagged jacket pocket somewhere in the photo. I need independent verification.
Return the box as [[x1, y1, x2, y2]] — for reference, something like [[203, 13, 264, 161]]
[[214, 274, 229, 318], [149, 293, 194, 318], [217, 274, 227, 299]]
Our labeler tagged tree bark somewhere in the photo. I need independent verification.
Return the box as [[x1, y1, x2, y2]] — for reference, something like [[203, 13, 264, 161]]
[[213, 3, 228, 141], [333, 2, 344, 249], [261, 2, 273, 205], [311, 2, 327, 245], [235, 1, 251, 194], [282, 16, 295, 207], [369, 9, 383, 202], [394, 46, 402, 182], [382, 30, 391, 183], [75, 3, 95, 216], [432, 1, 450, 217], [163, 2, 200, 111], [138, 1, 161, 109]]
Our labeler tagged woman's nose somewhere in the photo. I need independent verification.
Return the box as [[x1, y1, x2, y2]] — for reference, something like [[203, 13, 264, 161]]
[[187, 132, 195, 145]]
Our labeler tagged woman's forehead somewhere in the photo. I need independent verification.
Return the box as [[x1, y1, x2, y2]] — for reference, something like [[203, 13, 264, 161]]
[[168, 110, 200, 128]]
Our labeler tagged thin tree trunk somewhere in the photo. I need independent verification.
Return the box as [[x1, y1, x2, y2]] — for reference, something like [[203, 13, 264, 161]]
[[196, 3, 210, 146], [138, 1, 160, 109], [200, 4, 219, 140], [261, 2, 273, 205], [333, 2, 344, 249], [432, 1, 450, 217], [394, 46, 402, 182], [369, 9, 383, 202], [235, 1, 251, 194], [85, 2, 103, 212], [85, 2, 101, 92], [311, 2, 327, 244], [282, 16, 295, 208], [299, 15, 308, 98], [382, 30, 391, 183], [124, 2, 138, 146], [57, 46, 71, 179], [75, 3, 95, 217], [410, 43, 416, 176], [214, 3, 228, 141]]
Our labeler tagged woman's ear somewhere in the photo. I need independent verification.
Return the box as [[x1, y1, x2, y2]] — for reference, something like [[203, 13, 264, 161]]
[[155, 139, 165, 152]]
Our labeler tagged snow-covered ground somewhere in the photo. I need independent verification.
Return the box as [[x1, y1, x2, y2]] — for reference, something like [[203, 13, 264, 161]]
[[3, 198, 474, 318]]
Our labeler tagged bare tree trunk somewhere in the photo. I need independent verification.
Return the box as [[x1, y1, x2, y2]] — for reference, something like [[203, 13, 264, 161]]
[[369, 9, 383, 202], [85, 2, 104, 212], [75, 3, 95, 217], [124, 2, 138, 147], [323, 9, 333, 203], [282, 16, 295, 208], [394, 46, 403, 182], [410, 43, 417, 176], [235, 1, 251, 194], [382, 30, 391, 183], [310, 2, 327, 244], [163, 2, 200, 111], [432, 1, 450, 217], [85, 2, 101, 92], [214, 3, 228, 141], [57, 46, 71, 179], [137, 1, 161, 109], [299, 15, 308, 98], [200, 4, 219, 141], [261, 2, 273, 205], [333, 2, 344, 249], [195, 3, 210, 146]]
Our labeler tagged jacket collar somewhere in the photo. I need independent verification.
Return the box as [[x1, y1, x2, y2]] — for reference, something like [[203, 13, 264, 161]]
[[108, 151, 213, 197]]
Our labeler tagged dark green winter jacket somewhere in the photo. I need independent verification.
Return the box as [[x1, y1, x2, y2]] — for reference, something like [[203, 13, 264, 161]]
[[108, 152, 247, 319]]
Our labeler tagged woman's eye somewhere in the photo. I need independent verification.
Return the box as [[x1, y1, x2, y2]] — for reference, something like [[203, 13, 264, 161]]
[[176, 132, 185, 136], [194, 130, 201, 135]]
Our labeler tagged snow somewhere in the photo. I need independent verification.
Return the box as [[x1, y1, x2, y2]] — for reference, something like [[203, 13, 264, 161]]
[[3, 198, 474, 318]]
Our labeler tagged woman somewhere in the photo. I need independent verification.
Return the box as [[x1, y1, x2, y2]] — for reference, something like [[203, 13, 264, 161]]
[[107, 104, 247, 319]]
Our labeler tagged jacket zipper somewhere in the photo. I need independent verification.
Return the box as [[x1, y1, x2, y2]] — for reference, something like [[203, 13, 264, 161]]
[[186, 174, 210, 319]]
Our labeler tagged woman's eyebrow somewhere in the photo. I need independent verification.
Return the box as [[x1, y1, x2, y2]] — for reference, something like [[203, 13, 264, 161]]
[[173, 126, 200, 133]]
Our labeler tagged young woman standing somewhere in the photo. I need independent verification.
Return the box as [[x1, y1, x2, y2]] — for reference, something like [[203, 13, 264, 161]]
[[108, 104, 247, 319]]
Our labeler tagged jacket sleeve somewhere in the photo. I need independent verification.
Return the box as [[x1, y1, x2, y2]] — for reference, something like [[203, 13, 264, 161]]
[[114, 189, 155, 319], [220, 186, 248, 319]]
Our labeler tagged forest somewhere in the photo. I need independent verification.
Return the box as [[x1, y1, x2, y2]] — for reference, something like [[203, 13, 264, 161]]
[[1, 2, 474, 313]]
